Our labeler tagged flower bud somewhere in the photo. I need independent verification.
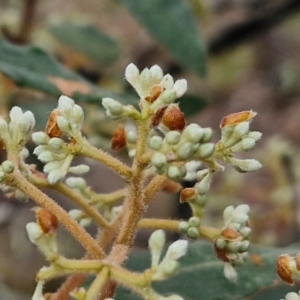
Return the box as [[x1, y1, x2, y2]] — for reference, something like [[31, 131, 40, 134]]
[[149, 136, 163, 150], [201, 128, 213, 142], [43, 161, 62, 173], [58, 95, 74, 113], [239, 227, 251, 238], [72, 104, 84, 124], [178, 221, 189, 233], [187, 227, 199, 239], [229, 158, 262, 173], [2, 160, 14, 173], [151, 152, 167, 168], [183, 124, 204, 143], [126, 130, 137, 143], [125, 63, 139, 86], [111, 124, 126, 151], [247, 131, 262, 141], [56, 116, 71, 133], [149, 230, 166, 268], [161, 105, 186, 132], [68, 164, 90, 175], [221, 227, 242, 241], [69, 209, 83, 220], [160, 89, 177, 104], [66, 177, 87, 190], [48, 169, 66, 185], [102, 98, 124, 117], [0, 171, 6, 182], [38, 151, 56, 163], [150, 65, 163, 82], [176, 142, 194, 160], [34, 207, 58, 234], [180, 187, 198, 203], [220, 110, 257, 128], [215, 238, 227, 250], [165, 131, 181, 145], [32, 132, 50, 145], [165, 240, 188, 261], [26, 222, 43, 244], [167, 166, 181, 180], [195, 173, 212, 195], [173, 79, 187, 98], [160, 74, 174, 90], [196, 143, 215, 159], [226, 241, 242, 253], [188, 216, 200, 228]]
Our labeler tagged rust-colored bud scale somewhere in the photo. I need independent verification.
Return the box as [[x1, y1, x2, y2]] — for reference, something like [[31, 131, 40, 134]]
[[276, 254, 294, 285], [161, 105, 186, 131], [111, 124, 126, 151], [34, 207, 58, 234], [45, 109, 63, 138]]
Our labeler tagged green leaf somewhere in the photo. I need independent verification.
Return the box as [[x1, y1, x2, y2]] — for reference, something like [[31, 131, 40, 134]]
[[48, 23, 120, 66], [0, 38, 126, 103], [117, 0, 206, 77], [115, 241, 300, 300], [178, 94, 208, 117]]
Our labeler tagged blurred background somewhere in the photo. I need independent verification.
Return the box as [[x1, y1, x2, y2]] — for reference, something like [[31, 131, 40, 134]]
[[0, 0, 300, 298]]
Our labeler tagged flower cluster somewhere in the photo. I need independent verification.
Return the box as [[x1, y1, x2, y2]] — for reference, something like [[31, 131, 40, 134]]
[[178, 216, 201, 239], [0, 106, 35, 150], [32, 96, 89, 184], [214, 205, 251, 266]]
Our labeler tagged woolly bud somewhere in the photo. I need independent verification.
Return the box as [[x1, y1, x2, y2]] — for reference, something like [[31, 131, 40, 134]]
[[66, 177, 87, 190], [150, 65, 164, 82], [187, 227, 199, 239], [102, 98, 124, 117], [149, 230, 166, 268], [125, 63, 139, 86], [201, 128, 214, 142], [47, 169, 66, 185], [2, 160, 14, 173], [176, 142, 194, 160], [229, 158, 262, 173], [160, 90, 177, 104], [58, 95, 74, 114], [32, 132, 50, 145], [196, 143, 215, 159], [160, 74, 174, 90], [68, 165, 90, 175], [72, 104, 84, 124], [48, 137, 64, 150], [183, 124, 204, 143], [164, 240, 188, 261], [149, 136, 163, 150], [173, 79, 187, 98], [165, 131, 181, 145], [151, 152, 167, 168]]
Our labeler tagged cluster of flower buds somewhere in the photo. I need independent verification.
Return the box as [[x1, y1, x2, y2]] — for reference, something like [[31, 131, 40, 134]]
[[148, 230, 188, 281], [280, 291, 300, 300], [214, 205, 251, 266], [32, 132, 90, 184], [0, 106, 35, 150], [149, 123, 214, 175], [277, 253, 300, 285], [125, 63, 187, 112], [26, 208, 58, 261], [217, 111, 262, 173], [178, 216, 201, 239]]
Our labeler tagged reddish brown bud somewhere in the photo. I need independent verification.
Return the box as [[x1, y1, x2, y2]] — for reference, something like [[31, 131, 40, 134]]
[[145, 85, 164, 103], [277, 254, 294, 285], [221, 227, 242, 242], [180, 188, 198, 203], [220, 110, 257, 128], [151, 106, 167, 128], [111, 124, 126, 151], [163, 180, 183, 194], [45, 109, 63, 138], [33, 207, 58, 234], [161, 104, 186, 131]]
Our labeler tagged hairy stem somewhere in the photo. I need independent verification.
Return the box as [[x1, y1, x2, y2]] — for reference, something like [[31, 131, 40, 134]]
[[80, 141, 132, 180], [7, 171, 105, 259], [86, 267, 109, 300]]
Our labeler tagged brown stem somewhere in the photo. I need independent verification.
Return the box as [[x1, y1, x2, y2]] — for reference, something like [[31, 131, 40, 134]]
[[1, 0, 37, 44], [143, 175, 168, 205]]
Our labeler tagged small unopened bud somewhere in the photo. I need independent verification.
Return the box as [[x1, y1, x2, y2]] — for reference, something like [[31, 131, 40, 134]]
[[32, 132, 50, 145], [165, 131, 181, 145], [173, 79, 187, 98], [149, 136, 163, 150], [125, 63, 139, 86], [152, 152, 167, 168], [188, 216, 200, 228], [2, 160, 14, 173], [160, 74, 174, 90], [56, 116, 71, 133], [0, 171, 6, 182], [165, 240, 188, 261], [161, 105, 186, 132], [195, 173, 212, 195], [72, 104, 84, 124], [160, 89, 177, 104], [201, 128, 213, 142], [111, 124, 126, 151], [48, 137, 64, 150], [34, 207, 58, 234], [69, 165, 90, 175], [224, 263, 238, 283], [66, 177, 87, 190], [58, 95, 74, 113], [102, 98, 124, 117], [178, 221, 189, 233], [176, 142, 194, 160], [183, 124, 204, 143], [229, 158, 262, 173], [149, 230, 166, 268], [187, 227, 199, 239], [167, 166, 181, 180], [180, 187, 198, 203], [196, 143, 215, 159], [48, 169, 66, 185], [26, 222, 43, 244]]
